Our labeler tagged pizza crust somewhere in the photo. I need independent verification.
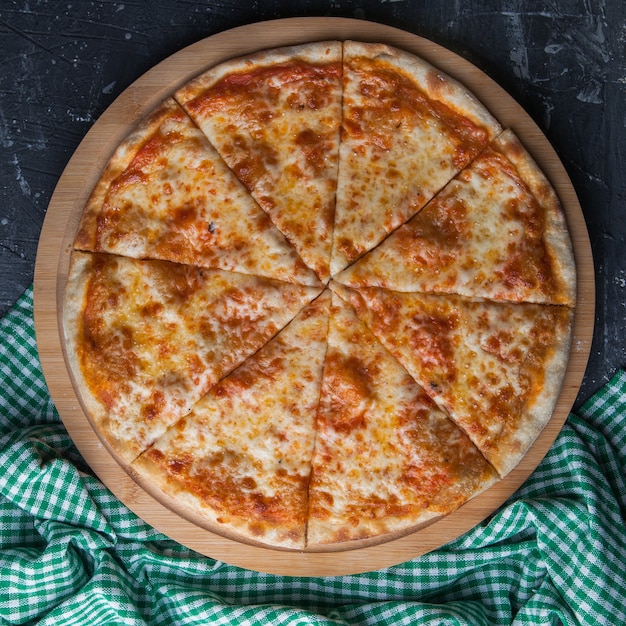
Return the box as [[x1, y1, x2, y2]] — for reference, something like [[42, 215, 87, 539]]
[[343, 41, 501, 133], [74, 100, 179, 251], [175, 41, 342, 102], [493, 130, 577, 307], [506, 307, 574, 475], [63, 252, 122, 454]]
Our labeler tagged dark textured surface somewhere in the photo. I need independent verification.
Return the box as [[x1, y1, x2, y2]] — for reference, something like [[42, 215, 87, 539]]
[[1, 0, 624, 407]]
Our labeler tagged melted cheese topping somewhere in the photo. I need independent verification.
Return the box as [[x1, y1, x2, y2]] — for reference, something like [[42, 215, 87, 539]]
[[65, 42, 576, 549], [66, 252, 320, 461], [330, 42, 501, 275], [337, 141, 571, 304], [335, 283, 572, 477], [177, 45, 343, 282], [307, 293, 497, 544], [133, 292, 330, 548], [75, 99, 319, 287]]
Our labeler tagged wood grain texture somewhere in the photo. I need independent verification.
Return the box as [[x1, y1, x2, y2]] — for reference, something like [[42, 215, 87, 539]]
[[33, 18, 594, 576]]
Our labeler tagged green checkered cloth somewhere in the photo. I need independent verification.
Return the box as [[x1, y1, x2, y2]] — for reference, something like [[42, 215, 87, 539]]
[[1, 286, 625, 625]]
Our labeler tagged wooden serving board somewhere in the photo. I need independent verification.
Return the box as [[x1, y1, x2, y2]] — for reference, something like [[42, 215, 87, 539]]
[[33, 17, 595, 576]]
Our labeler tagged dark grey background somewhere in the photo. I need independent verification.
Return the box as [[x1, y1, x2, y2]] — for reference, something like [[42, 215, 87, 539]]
[[1, 0, 624, 407]]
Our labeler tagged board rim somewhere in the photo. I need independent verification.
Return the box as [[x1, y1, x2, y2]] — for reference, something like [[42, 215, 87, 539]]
[[33, 16, 595, 576]]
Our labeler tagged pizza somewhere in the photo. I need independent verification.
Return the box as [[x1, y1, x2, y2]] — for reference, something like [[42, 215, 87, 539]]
[[331, 40, 502, 275], [62, 40, 576, 551], [63, 252, 321, 462], [335, 129, 576, 305], [307, 292, 499, 544], [74, 98, 320, 287], [331, 283, 573, 478], [175, 42, 343, 283], [133, 291, 331, 548]]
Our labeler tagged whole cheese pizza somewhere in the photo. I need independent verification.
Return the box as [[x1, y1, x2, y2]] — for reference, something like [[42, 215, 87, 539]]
[[62, 40, 576, 550]]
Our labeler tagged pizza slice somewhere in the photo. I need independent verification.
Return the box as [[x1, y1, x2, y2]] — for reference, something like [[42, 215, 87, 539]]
[[175, 42, 343, 283], [333, 283, 572, 477], [336, 129, 576, 305], [306, 292, 498, 546], [330, 40, 502, 275], [63, 252, 321, 462], [132, 291, 330, 549], [74, 98, 320, 287]]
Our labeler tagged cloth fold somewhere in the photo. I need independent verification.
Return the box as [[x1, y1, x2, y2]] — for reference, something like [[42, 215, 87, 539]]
[[1, 286, 625, 625]]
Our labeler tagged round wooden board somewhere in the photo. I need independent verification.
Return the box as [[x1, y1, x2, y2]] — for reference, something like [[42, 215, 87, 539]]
[[34, 17, 595, 576]]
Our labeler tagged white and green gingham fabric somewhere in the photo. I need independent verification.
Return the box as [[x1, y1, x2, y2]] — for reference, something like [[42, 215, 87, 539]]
[[1, 286, 625, 625]]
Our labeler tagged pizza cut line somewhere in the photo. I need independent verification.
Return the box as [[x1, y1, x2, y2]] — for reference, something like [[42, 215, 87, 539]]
[[62, 40, 576, 550]]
